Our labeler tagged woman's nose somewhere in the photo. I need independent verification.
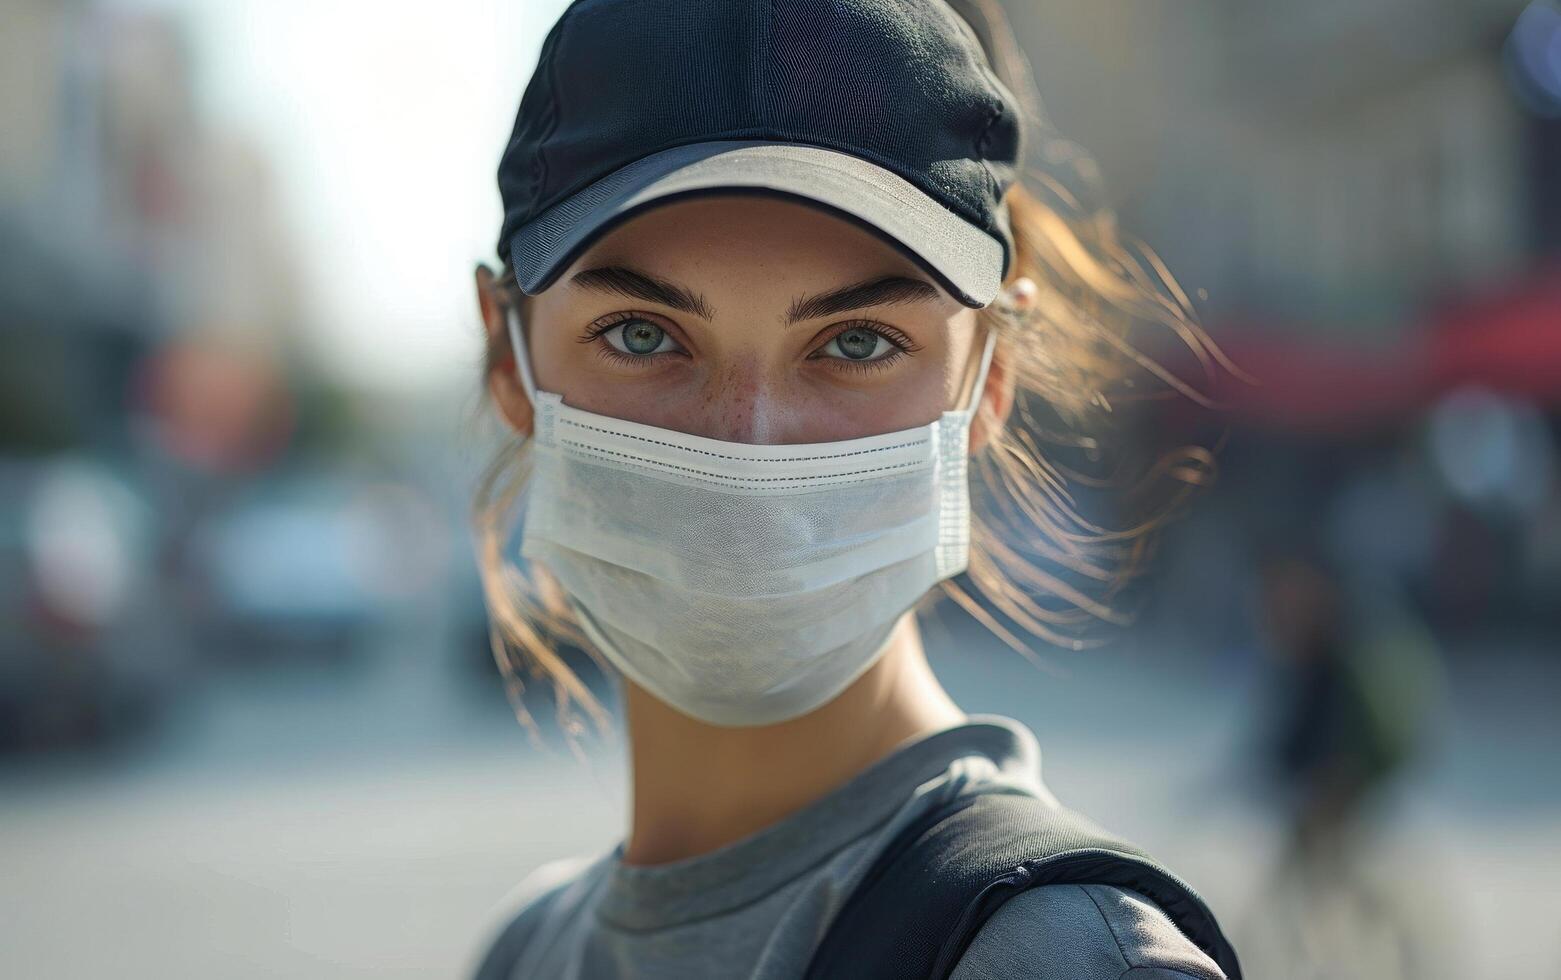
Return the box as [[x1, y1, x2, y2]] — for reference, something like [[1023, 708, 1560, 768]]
[[691, 371, 798, 445]]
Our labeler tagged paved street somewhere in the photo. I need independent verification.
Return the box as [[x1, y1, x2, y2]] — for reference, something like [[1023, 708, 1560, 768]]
[[2, 615, 1556, 978]]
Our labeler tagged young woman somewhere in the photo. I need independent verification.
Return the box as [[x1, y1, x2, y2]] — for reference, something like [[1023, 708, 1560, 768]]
[[466, 0, 1239, 977]]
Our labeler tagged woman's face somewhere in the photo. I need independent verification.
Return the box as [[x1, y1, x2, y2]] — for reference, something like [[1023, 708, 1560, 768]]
[[486, 193, 998, 445]]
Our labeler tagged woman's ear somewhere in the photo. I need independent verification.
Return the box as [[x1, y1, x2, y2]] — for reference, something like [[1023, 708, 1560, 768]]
[[475, 264, 534, 437], [970, 339, 1015, 455], [969, 276, 1034, 454]]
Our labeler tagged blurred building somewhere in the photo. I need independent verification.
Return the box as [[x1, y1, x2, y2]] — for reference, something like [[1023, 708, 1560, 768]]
[[994, 1, 1560, 645], [0, 3, 388, 753], [1010, 0, 1552, 335], [1, 3, 311, 455]]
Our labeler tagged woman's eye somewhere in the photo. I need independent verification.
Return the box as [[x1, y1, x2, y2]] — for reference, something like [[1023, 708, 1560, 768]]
[[818, 326, 900, 362], [601, 318, 680, 356]]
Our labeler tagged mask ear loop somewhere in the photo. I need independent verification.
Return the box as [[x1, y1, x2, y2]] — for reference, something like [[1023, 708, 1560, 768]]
[[504, 300, 540, 405], [960, 327, 998, 416]]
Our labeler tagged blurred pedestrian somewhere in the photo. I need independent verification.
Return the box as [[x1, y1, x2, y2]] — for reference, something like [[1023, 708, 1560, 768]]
[[1248, 547, 1446, 978]]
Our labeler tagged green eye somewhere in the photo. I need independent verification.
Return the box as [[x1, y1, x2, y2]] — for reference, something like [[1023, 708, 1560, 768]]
[[822, 327, 895, 361], [621, 321, 664, 354], [603, 319, 675, 356]]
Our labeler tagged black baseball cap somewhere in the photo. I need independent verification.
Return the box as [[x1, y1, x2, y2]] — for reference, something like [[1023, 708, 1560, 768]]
[[495, 0, 1026, 309]]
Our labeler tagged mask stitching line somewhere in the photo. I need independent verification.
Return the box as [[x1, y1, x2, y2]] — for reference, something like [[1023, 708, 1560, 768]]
[[557, 416, 932, 462], [555, 443, 932, 488], [560, 442, 930, 483]]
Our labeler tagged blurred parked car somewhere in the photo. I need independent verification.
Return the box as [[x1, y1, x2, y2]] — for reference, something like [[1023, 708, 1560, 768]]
[[0, 455, 186, 753], [187, 468, 402, 666]]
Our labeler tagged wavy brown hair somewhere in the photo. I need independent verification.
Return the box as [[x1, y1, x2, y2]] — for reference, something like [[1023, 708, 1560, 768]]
[[468, 0, 1244, 754]]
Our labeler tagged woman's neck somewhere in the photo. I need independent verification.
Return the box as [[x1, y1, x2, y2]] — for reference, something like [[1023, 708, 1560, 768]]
[[618, 611, 967, 867]]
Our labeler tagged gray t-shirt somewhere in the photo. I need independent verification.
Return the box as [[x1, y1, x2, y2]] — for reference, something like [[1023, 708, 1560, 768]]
[[468, 714, 1226, 980]]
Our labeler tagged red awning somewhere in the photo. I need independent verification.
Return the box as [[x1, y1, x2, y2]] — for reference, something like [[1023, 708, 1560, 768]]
[[1195, 263, 1561, 433], [1426, 264, 1561, 402]]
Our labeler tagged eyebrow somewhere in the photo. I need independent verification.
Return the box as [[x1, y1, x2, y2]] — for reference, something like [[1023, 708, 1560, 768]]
[[568, 265, 941, 325]]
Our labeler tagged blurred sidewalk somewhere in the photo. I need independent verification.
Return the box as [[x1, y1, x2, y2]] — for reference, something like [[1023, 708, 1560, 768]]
[[1, 615, 1556, 978]]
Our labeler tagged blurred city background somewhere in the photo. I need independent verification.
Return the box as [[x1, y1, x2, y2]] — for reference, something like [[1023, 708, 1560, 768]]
[[1, 0, 1557, 977]]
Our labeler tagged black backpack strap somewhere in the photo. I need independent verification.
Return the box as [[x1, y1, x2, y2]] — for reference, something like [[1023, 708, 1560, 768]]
[[802, 791, 1243, 980]]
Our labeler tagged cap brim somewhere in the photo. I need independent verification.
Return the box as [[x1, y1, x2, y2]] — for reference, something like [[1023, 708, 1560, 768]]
[[508, 140, 1005, 308]]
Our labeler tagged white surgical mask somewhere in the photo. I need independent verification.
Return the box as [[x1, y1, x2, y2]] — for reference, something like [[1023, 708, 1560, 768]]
[[506, 303, 996, 727]]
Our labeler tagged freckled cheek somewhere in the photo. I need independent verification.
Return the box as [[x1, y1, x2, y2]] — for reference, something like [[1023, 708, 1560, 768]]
[[533, 336, 697, 427], [882, 390, 952, 432], [798, 381, 951, 441], [525, 327, 628, 417], [872, 358, 958, 431]]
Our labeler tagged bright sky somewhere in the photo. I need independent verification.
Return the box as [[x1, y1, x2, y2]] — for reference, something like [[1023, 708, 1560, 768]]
[[109, 0, 574, 392]]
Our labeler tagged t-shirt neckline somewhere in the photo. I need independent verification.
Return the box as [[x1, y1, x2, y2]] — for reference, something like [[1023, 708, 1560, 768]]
[[595, 713, 1044, 932]]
